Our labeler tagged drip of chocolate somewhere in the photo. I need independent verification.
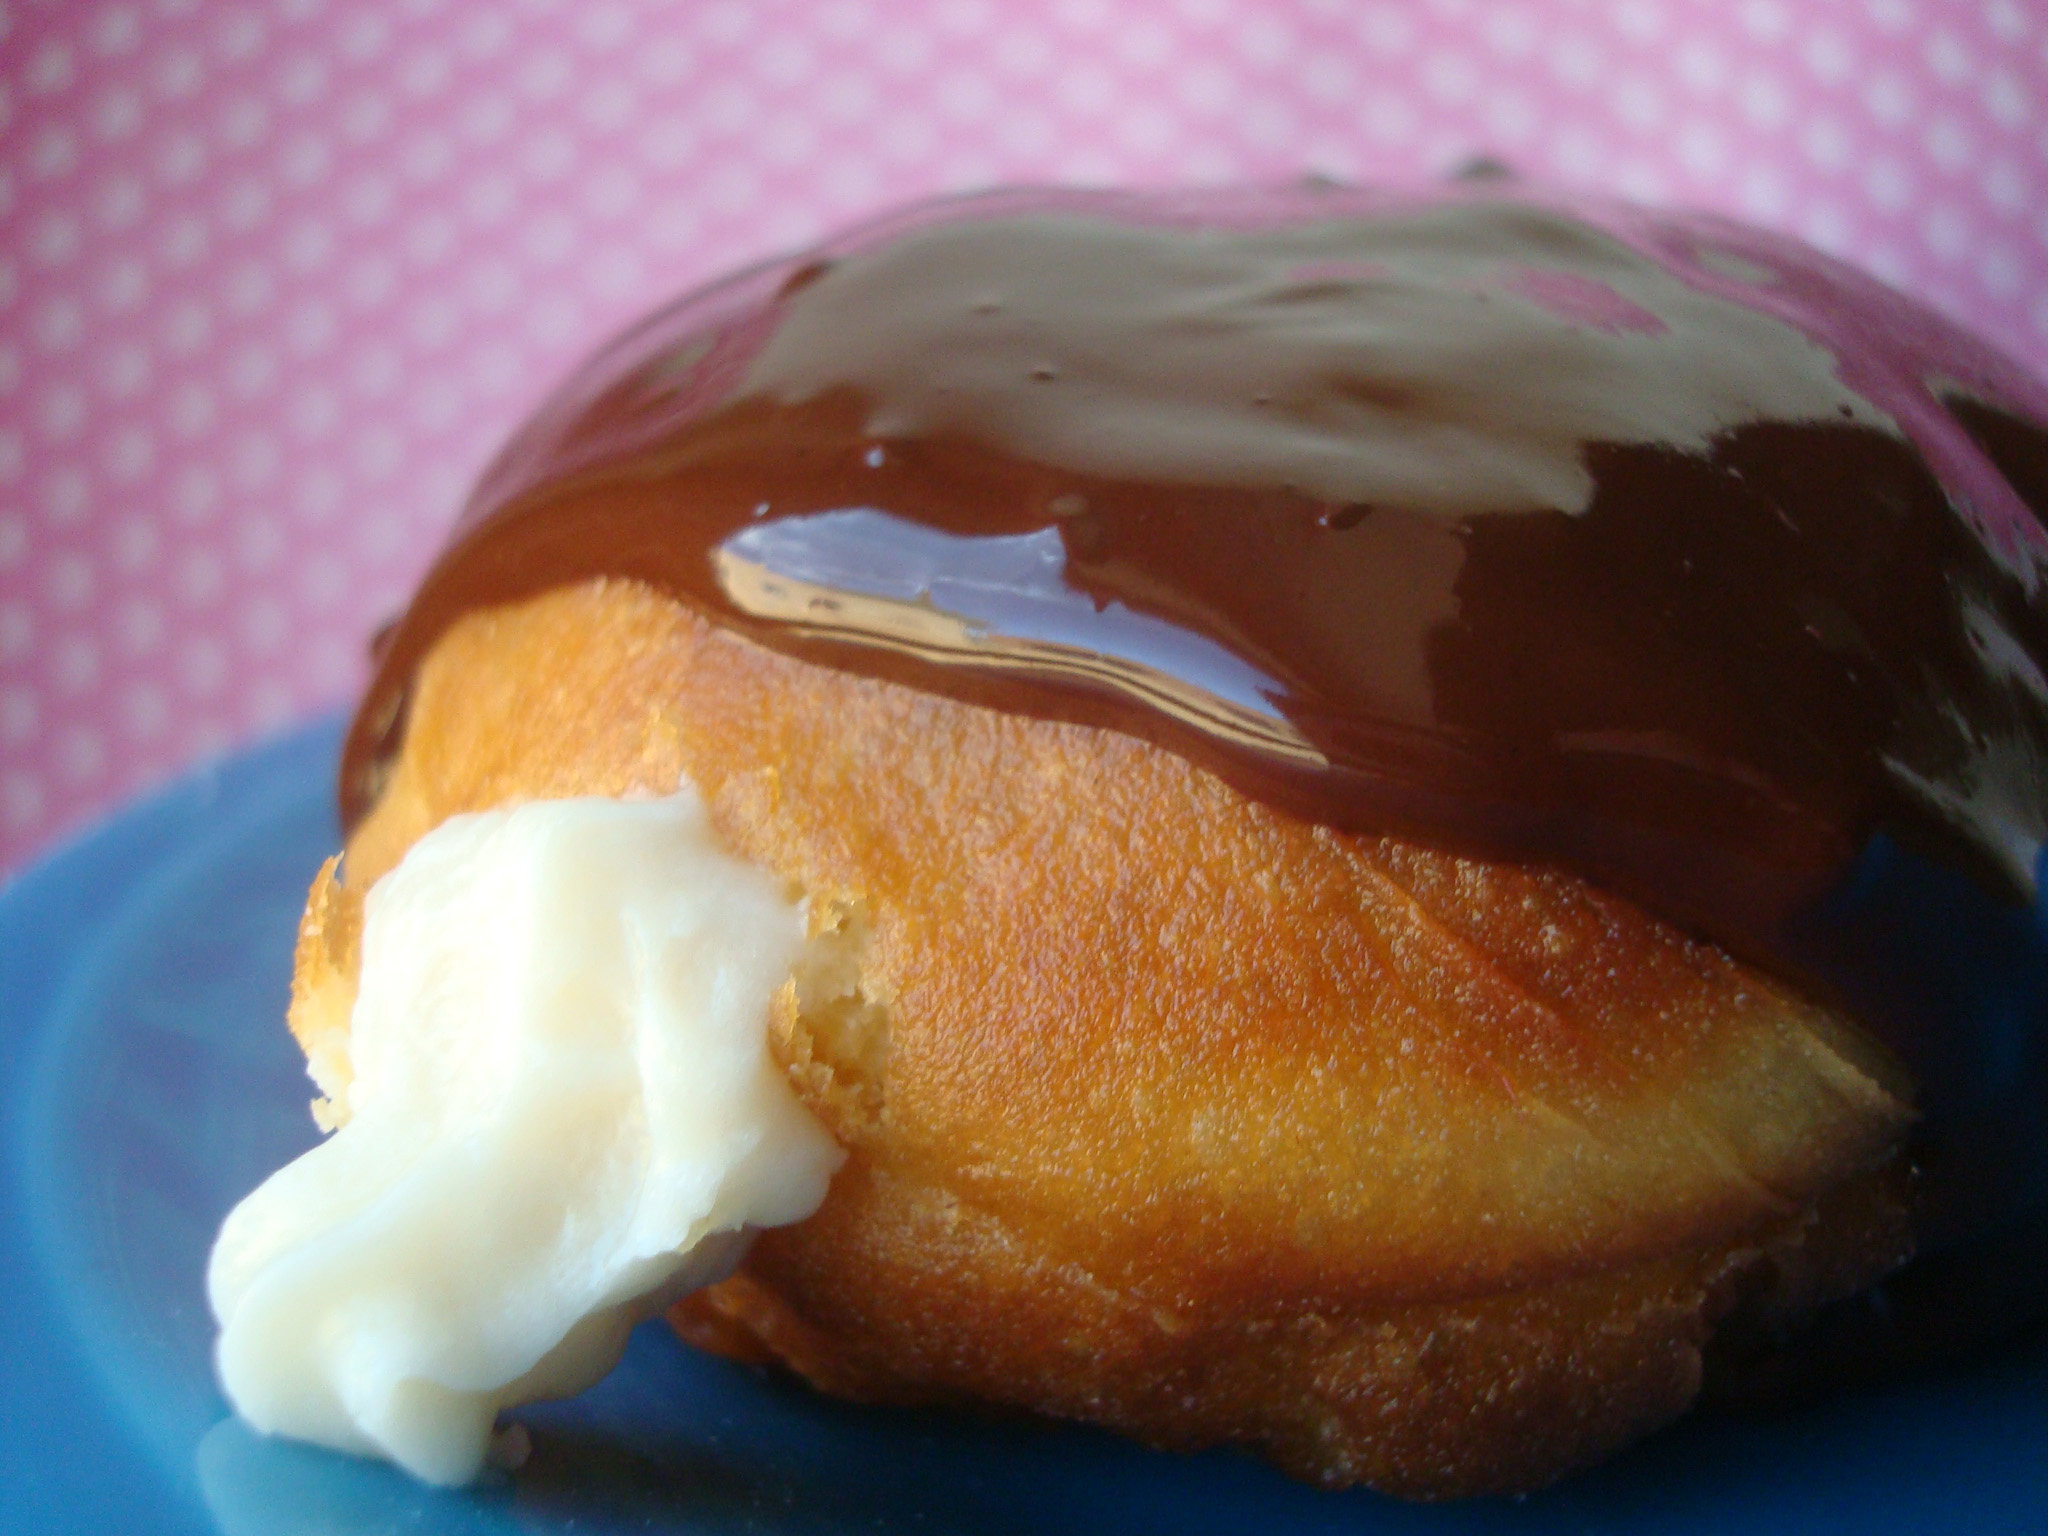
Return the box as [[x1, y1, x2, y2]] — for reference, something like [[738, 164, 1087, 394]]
[[344, 185, 2048, 1375]]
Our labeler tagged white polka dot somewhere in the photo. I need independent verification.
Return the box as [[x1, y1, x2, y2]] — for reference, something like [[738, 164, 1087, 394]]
[[214, 10, 268, 64], [340, 90, 393, 143], [1798, 201, 1852, 256], [167, 382, 216, 438], [224, 259, 274, 316], [161, 299, 212, 354], [522, 126, 577, 182], [1360, 7, 1414, 53], [1983, 159, 2025, 214], [0, 602, 29, 666], [116, 594, 163, 654], [460, 264, 516, 317], [37, 384, 87, 441], [41, 466, 89, 523], [338, 11, 392, 61], [520, 290, 585, 348], [516, 215, 573, 272], [172, 464, 221, 523], [51, 634, 100, 693], [103, 421, 153, 481], [31, 124, 81, 180], [283, 218, 335, 272], [157, 212, 210, 268], [93, 85, 143, 140], [215, 94, 269, 150], [32, 210, 84, 267], [153, 47, 206, 101], [401, 130, 455, 183], [0, 683, 37, 741], [1421, 50, 1478, 105], [308, 635, 355, 692], [468, 341, 523, 399], [403, 214, 458, 271], [1800, 115, 1852, 171], [28, 39, 77, 94], [1924, 116, 1973, 171], [287, 302, 337, 355], [349, 345, 402, 400], [458, 9, 513, 57], [293, 467, 345, 527], [300, 552, 346, 607], [227, 343, 277, 398], [234, 513, 285, 571], [55, 727, 106, 784], [278, 130, 333, 187], [1674, 38, 1727, 96], [229, 431, 280, 488], [1736, 0, 1788, 40], [352, 426, 403, 483], [1364, 94, 1417, 147], [1977, 244, 2022, 299], [176, 549, 225, 605], [638, 113, 696, 171], [92, 5, 143, 54], [121, 681, 170, 742], [1802, 29, 1854, 83], [219, 177, 273, 232], [518, 50, 573, 102], [180, 636, 228, 697], [1111, 14, 1173, 71], [247, 678, 294, 731], [155, 129, 207, 186], [643, 202, 700, 253], [1921, 205, 1970, 263], [585, 246, 644, 302], [45, 550, 93, 610], [35, 297, 84, 352], [1675, 120, 1730, 178], [276, 52, 328, 106], [85, 178, 141, 246], [4, 774, 46, 833], [414, 372, 465, 428], [112, 519, 159, 574], [240, 595, 288, 654], [281, 383, 337, 442], [95, 254, 148, 312], [582, 79, 642, 141], [1547, 34, 1603, 89], [1923, 29, 1973, 85], [1863, 156, 1914, 212], [1614, 75, 1666, 131]]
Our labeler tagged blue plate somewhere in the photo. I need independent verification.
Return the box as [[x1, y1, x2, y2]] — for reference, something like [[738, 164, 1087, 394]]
[[4, 715, 2046, 1534]]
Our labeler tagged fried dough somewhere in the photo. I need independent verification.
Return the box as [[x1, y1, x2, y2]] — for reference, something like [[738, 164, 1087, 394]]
[[295, 576, 1913, 1498]]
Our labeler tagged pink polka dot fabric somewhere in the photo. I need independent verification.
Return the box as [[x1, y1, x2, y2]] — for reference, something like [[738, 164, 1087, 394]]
[[3, 0, 2046, 874]]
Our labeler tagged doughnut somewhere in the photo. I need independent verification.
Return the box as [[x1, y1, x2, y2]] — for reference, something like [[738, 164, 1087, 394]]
[[291, 185, 2048, 1497]]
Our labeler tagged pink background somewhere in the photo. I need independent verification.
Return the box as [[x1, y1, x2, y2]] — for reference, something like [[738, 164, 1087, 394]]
[[3, 0, 2046, 875]]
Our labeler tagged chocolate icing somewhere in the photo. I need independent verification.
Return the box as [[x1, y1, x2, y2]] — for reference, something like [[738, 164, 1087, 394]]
[[343, 185, 2048, 1372]]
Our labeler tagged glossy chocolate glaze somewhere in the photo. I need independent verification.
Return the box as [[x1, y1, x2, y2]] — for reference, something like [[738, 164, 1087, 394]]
[[344, 185, 2048, 1372]]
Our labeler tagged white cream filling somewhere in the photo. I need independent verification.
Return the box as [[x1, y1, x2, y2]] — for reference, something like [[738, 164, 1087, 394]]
[[206, 789, 844, 1485]]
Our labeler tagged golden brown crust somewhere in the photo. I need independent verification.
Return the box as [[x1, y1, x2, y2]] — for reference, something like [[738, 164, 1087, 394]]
[[312, 576, 1914, 1498]]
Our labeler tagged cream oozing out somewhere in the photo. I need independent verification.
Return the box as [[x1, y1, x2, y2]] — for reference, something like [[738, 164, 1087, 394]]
[[207, 788, 844, 1485]]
